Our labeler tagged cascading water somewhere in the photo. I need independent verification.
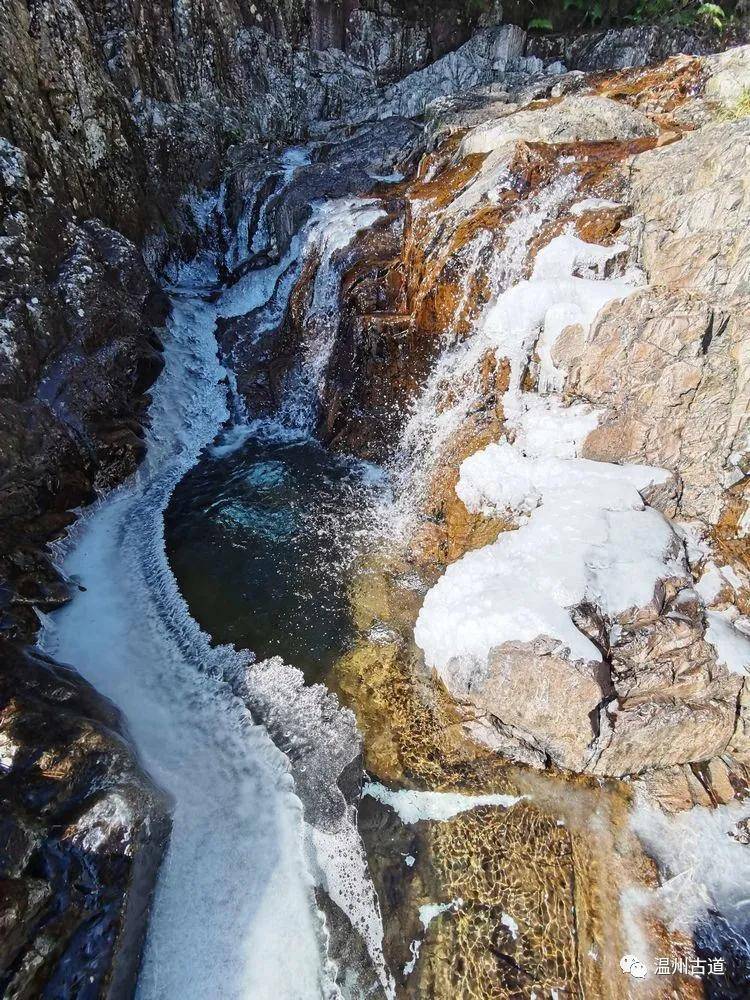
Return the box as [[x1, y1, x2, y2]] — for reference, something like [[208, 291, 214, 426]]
[[39, 163, 394, 999], [276, 198, 386, 431], [384, 174, 578, 537]]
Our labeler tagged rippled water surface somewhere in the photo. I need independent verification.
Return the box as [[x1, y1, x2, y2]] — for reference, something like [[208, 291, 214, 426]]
[[166, 427, 382, 682]]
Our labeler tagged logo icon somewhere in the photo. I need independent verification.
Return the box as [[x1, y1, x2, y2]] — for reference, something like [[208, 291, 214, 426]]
[[620, 954, 648, 979]]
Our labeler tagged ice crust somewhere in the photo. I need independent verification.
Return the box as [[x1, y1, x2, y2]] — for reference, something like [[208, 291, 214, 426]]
[[363, 782, 524, 823], [705, 611, 750, 675], [414, 231, 680, 679]]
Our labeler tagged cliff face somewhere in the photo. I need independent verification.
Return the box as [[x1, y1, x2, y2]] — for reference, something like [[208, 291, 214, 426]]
[[298, 45, 750, 790]]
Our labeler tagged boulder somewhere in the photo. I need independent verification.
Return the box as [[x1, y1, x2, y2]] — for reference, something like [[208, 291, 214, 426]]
[[555, 288, 750, 524], [441, 635, 609, 772], [458, 94, 659, 156], [0, 643, 171, 998], [705, 43, 750, 104], [629, 118, 750, 298]]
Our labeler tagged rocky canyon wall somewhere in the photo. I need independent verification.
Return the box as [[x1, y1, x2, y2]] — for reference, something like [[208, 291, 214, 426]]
[[2, 0, 750, 994]]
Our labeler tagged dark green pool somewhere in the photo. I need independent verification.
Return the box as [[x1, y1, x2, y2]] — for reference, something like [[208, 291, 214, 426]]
[[165, 422, 384, 683]]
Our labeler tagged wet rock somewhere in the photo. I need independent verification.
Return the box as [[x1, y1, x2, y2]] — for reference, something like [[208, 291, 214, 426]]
[[0, 643, 171, 999], [0, 196, 167, 636]]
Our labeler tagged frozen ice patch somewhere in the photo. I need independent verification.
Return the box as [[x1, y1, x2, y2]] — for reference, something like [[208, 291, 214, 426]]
[[705, 611, 750, 675], [363, 782, 524, 823]]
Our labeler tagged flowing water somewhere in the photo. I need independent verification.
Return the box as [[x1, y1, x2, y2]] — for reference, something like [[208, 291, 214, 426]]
[[38, 167, 393, 999], [40, 287, 330, 999]]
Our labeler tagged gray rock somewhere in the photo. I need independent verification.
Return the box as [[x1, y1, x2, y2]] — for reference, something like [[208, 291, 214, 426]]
[[346, 9, 431, 83], [347, 24, 527, 122], [705, 43, 750, 103], [527, 23, 716, 71]]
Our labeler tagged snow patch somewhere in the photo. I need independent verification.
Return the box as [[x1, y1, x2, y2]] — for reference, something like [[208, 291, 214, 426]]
[[417, 435, 679, 677], [705, 611, 750, 675], [412, 232, 684, 684]]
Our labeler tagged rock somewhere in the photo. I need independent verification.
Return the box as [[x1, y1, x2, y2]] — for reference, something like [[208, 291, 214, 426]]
[[592, 694, 740, 777], [0, 643, 171, 998], [630, 118, 750, 298], [705, 43, 750, 103], [439, 635, 609, 772], [555, 288, 750, 524], [346, 10, 431, 83], [347, 24, 527, 122], [526, 23, 717, 72], [458, 94, 659, 155]]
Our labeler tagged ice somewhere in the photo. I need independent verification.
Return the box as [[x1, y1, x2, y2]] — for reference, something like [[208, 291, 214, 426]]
[[388, 177, 578, 533], [570, 197, 622, 216], [418, 899, 463, 929], [416, 437, 679, 677], [632, 798, 750, 954], [41, 292, 330, 1000], [411, 227, 682, 683], [500, 912, 519, 939], [696, 559, 747, 605], [674, 520, 712, 568], [363, 782, 524, 823], [514, 396, 600, 460], [482, 234, 638, 423], [38, 173, 392, 1000], [705, 611, 750, 674]]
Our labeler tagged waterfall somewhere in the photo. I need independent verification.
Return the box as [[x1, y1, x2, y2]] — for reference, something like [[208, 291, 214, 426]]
[[39, 166, 393, 999], [276, 198, 386, 432], [384, 173, 578, 536]]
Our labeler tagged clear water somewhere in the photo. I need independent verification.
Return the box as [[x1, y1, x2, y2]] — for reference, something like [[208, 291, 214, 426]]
[[166, 426, 382, 682]]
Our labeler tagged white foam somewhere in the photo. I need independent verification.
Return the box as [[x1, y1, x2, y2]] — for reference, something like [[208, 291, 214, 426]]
[[39, 183, 391, 999], [363, 782, 524, 823], [278, 198, 386, 430]]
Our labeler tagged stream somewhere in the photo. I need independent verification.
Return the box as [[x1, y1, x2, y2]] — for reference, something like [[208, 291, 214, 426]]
[[38, 162, 389, 998]]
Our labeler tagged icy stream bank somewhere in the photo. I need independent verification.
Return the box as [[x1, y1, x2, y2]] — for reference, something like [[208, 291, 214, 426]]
[[38, 175, 396, 998]]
